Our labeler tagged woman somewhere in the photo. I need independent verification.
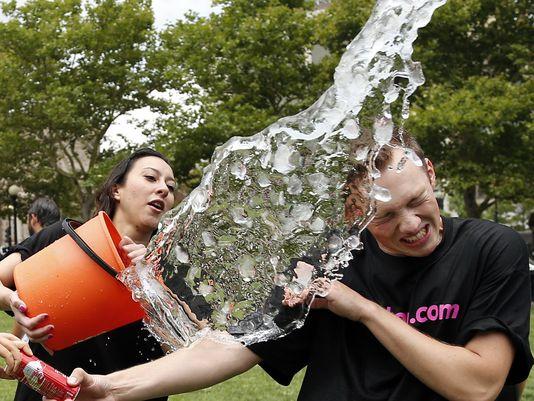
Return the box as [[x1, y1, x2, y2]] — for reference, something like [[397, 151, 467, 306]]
[[0, 148, 176, 401]]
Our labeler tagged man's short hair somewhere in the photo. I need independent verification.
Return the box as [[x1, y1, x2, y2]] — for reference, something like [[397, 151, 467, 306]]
[[374, 129, 426, 171], [344, 128, 426, 227], [27, 197, 60, 227]]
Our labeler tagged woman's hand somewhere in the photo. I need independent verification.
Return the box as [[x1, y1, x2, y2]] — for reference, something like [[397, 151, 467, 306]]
[[44, 369, 115, 401], [119, 236, 147, 266], [0, 332, 32, 379], [9, 291, 53, 344]]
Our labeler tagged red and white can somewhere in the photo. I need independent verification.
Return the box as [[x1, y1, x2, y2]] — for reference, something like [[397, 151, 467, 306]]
[[13, 352, 80, 400]]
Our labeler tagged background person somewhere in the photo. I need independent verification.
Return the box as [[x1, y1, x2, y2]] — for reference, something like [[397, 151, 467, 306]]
[[0, 197, 61, 272], [0, 148, 176, 401], [50, 133, 532, 401], [26, 197, 60, 235], [1, 196, 60, 338]]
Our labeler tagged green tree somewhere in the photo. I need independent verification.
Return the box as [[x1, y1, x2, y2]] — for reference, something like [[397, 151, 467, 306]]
[[409, 76, 533, 218], [286, 0, 534, 219], [407, 0, 533, 218], [152, 0, 326, 182], [0, 0, 168, 219]]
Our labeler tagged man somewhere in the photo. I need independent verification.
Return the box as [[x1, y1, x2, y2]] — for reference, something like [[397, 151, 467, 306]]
[[1, 197, 60, 338], [26, 197, 60, 235], [0, 197, 60, 295], [47, 133, 532, 401]]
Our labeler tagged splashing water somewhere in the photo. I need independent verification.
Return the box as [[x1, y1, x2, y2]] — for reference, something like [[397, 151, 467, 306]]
[[121, 0, 446, 350]]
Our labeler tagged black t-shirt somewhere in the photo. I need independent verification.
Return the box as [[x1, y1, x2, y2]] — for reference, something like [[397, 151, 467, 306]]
[[10, 221, 166, 401], [248, 217, 533, 401]]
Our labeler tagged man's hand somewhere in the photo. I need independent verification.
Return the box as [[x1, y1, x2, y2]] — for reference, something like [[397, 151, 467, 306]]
[[9, 291, 53, 344], [310, 279, 374, 322], [119, 237, 147, 266], [44, 368, 115, 401], [0, 332, 33, 379]]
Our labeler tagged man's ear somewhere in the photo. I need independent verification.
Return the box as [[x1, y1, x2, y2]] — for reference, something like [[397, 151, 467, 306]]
[[425, 158, 436, 189], [29, 213, 39, 226]]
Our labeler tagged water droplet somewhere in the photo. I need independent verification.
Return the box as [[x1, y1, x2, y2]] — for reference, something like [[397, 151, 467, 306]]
[[372, 184, 392, 202], [373, 115, 394, 145], [342, 119, 360, 139], [230, 207, 252, 228], [201, 231, 217, 247], [404, 148, 423, 166], [310, 217, 325, 233], [273, 144, 296, 174], [236, 255, 256, 280], [286, 174, 303, 195], [327, 235, 343, 253], [290, 203, 314, 222], [174, 245, 190, 264], [307, 173, 329, 196], [257, 172, 271, 188], [190, 188, 209, 213], [230, 162, 247, 180], [198, 283, 214, 296], [396, 156, 408, 172]]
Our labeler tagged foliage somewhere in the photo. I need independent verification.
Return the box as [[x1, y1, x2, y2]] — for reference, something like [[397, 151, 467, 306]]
[[409, 76, 533, 218], [308, 0, 533, 219], [153, 0, 327, 181], [0, 0, 167, 219], [407, 0, 533, 217]]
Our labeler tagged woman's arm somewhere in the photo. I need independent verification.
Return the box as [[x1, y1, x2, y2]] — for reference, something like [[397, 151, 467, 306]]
[[47, 339, 261, 401]]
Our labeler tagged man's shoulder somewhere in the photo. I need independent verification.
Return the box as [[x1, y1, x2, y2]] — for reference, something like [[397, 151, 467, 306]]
[[14, 220, 65, 259], [449, 217, 522, 243], [448, 217, 528, 264]]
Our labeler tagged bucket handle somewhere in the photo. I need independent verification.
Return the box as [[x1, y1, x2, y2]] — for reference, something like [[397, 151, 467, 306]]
[[62, 218, 118, 278]]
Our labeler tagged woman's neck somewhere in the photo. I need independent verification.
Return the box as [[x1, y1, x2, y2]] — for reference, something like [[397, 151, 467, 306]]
[[112, 213, 152, 246]]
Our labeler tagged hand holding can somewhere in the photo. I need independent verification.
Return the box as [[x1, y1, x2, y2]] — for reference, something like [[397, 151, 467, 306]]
[[13, 352, 80, 401]]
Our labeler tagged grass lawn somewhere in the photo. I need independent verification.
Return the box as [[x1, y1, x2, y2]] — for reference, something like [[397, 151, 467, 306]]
[[1, 311, 533, 401]]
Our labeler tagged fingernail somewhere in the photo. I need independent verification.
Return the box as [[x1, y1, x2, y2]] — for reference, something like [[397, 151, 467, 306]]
[[48, 334, 53, 339], [19, 305, 27, 313]]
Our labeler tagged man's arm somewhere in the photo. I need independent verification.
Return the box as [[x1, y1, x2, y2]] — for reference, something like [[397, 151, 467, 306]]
[[0, 252, 21, 308], [313, 280, 514, 401], [54, 338, 261, 401]]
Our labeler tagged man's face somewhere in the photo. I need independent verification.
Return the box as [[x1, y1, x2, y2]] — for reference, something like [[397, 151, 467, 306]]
[[367, 149, 443, 257], [27, 214, 35, 235]]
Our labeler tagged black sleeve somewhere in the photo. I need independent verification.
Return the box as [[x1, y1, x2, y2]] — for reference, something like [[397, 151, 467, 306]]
[[247, 310, 316, 386], [457, 226, 533, 384], [11, 220, 65, 261]]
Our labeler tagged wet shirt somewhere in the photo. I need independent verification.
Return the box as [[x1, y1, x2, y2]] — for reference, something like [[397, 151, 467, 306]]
[[10, 221, 167, 401], [248, 217, 533, 401]]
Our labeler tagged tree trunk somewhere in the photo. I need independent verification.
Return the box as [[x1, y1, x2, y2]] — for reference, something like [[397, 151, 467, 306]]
[[80, 191, 96, 221], [463, 186, 482, 218]]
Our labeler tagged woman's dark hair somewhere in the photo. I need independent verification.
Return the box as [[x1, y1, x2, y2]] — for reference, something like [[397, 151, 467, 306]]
[[94, 148, 171, 218]]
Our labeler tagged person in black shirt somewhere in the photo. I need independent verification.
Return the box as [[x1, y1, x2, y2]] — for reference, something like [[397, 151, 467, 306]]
[[0, 148, 177, 401], [42, 133, 532, 401]]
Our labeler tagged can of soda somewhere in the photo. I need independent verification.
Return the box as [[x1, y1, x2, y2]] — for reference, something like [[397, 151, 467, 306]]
[[13, 352, 80, 400]]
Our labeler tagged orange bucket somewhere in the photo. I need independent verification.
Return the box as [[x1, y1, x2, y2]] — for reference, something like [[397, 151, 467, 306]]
[[14, 211, 145, 351]]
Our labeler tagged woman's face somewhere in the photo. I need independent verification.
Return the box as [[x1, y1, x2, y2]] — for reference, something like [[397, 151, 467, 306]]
[[113, 156, 176, 233]]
